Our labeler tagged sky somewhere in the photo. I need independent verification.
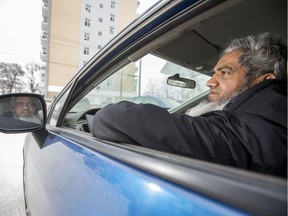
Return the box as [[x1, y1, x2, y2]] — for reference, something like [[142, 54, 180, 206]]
[[0, 0, 160, 67], [0, 0, 42, 66]]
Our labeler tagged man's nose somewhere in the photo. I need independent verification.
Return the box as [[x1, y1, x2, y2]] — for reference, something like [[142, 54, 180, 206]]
[[206, 75, 218, 88], [22, 103, 30, 108]]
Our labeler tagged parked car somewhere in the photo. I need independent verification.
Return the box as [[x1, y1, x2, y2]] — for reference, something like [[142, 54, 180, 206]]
[[0, 0, 286, 215], [129, 96, 180, 110]]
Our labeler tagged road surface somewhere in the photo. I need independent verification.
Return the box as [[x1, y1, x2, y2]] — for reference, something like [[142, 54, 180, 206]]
[[0, 133, 26, 216]]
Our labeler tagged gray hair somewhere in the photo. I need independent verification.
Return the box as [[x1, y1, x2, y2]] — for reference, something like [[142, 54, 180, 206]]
[[222, 33, 287, 84]]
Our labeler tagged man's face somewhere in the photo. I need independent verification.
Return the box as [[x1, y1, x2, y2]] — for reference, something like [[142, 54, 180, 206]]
[[13, 97, 37, 117], [206, 50, 247, 103]]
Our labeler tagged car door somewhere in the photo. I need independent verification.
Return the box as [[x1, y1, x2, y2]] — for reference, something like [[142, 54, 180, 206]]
[[23, 0, 287, 215]]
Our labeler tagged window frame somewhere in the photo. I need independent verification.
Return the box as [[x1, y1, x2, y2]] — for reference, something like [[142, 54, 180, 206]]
[[111, 1, 116, 9], [110, 14, 115, 22], [84, 47, 90, 55], [84, 32, 90, 41], [109, 27, 115, 35], [85, 4, 91, 13], [84, 18, 90, 27]]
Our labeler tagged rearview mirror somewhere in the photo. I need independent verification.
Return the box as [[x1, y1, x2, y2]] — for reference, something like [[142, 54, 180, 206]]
[[167, 74, 196, 89], [0, 93, 46, 133]]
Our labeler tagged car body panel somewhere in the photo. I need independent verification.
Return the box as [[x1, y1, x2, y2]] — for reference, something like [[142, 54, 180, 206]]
[[20, 123, 286, 216], [24, 131, 248, 216]]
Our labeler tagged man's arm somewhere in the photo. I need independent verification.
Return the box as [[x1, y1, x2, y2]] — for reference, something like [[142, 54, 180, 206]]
[[92, 101, 249, 165]]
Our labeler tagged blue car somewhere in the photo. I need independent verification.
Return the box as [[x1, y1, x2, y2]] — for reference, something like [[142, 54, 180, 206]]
[[0, 0, 286, 215]]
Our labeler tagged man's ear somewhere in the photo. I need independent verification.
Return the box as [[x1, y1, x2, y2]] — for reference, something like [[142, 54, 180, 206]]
[[251, 73, 276, 86], [263, 73, 276, 80]]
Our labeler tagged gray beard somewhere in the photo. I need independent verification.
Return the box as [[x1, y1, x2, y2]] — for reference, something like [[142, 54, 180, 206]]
[[186, 85, 248, 117], [18, 115, 41, 124], [186, 100, 228, 116]]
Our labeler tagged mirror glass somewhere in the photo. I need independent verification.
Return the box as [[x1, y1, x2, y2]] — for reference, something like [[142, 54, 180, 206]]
[[167, 74, 196, 89], [0, 95, 44, 130]]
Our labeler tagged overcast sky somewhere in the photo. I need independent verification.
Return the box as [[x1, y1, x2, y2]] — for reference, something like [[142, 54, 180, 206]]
[[0, 0, 42, 65], [0, 0, 160, 66]]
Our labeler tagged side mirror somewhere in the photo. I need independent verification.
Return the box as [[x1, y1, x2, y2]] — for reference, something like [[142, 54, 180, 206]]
[[0, 93, 46, 133], [167, 74, 196, 89]]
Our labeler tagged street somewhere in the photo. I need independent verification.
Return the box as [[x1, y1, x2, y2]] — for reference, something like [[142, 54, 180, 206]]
[[0, 133, 26, 216]]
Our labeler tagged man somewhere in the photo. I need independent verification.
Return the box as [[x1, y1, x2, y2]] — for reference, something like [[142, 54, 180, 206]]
[[0, 96, 42, 130], [92, 33, 287, 177], [12, 96, 42, 124]]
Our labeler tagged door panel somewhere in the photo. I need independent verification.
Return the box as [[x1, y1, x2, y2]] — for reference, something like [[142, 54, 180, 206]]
[[23, 130, 248, 216]]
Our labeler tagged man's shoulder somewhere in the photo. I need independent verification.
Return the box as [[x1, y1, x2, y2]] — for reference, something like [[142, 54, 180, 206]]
[[224, 80, 286, 111], [222, 80, 286, 127]]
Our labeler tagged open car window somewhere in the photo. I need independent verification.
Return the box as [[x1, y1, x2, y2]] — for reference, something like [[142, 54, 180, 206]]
[[69, 54, 210, 113], [63, 53, 211, 131]]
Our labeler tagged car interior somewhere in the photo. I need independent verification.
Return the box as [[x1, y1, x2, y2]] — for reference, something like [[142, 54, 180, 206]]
[[61, 0, 286, 135]]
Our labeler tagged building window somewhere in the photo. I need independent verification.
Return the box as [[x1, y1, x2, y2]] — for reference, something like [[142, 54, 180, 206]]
[[99, 17, 103, 23], [111, 1, 116, 9], [42, 32, 48, 39], [99, 3, 103, 8], [85, 19, 90, 27], [84, 47, 89, 55], [83, 61, 87, 66], [110, 14, 115, 22], [42, 16, 48, 23], [97, 45, 102, 49], [107, 78, 113, 87], [98, 31, 102, 36], [107, 97, 112, 102], [42, 47, 47, 55], [110, 27, 114, 35], [43, 0, 48, 8], [84, 33, 90, 41], [85, 4, 91, 13]]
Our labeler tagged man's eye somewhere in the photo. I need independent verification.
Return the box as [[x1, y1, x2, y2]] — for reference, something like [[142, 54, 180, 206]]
[[15, 102, 35, 107], [15, 102, 23, 107], [221, 70, 230, 76]]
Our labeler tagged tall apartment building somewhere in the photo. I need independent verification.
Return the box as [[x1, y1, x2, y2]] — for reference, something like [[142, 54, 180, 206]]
[[41, 0, 138, 99]]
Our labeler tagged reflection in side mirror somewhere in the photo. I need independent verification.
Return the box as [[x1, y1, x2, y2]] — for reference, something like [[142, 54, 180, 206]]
[[167, 74, 196, 89], [0, 93, 46, 133]]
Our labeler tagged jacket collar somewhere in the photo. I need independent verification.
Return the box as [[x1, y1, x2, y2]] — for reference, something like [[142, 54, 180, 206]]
[[223, 80, 286, 111]]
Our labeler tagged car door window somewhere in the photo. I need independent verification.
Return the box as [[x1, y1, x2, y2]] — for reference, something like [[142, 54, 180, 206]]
[[48, 86, 72, 126], [62, 53, 210, 132], [72, 54, 210, 111]]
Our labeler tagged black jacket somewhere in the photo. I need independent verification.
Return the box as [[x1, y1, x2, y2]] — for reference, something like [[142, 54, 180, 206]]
[[92, 80, 287, 177]]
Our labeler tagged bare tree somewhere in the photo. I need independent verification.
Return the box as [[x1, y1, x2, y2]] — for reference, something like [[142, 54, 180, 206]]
[[25, 62, 41, 93], [144, 78, 159, 96], [0, 62, 25, 93], [144, 76, 181, 100]]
